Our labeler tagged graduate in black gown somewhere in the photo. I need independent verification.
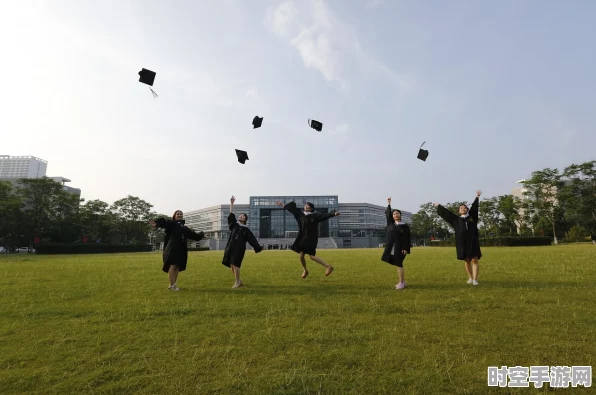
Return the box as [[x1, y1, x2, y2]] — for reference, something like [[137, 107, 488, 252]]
[[150, 210, 206, 291], [222, 196, 263, 288], [275, 200, 340, 278], [434, 190, 482, 285], [381, 197, 411, 289]]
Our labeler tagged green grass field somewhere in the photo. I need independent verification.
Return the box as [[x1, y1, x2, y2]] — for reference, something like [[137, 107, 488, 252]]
[[1, 245, 595, 394]]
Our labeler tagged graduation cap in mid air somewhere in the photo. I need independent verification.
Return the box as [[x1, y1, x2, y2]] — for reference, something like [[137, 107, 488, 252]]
[[236, 149, 249, 164], [417, 141, 429, 161], [138, 68, 158, 98], [252, 116, 263, 129], [308, 119, 323, 132]]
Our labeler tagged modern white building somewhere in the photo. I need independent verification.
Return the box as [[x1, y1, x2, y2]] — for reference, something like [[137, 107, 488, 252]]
[[0, 155, 80, 197], [0, 155, 47, 178], [184, 196, 412, 250]]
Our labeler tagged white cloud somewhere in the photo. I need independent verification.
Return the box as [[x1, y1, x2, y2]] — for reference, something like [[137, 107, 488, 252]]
[[266, 0, 411, 93], [366, 0, 386, 9], [268, 1, 298, 37]]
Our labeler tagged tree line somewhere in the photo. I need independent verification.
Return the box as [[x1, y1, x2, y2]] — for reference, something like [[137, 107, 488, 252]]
[[1, 160, 593, 249], [0, 178, 167, 249], [409, 160, 595, 244]]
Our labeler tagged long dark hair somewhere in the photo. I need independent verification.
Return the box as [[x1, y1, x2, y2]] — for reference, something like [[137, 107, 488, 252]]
[[172, 210, 183, 220]]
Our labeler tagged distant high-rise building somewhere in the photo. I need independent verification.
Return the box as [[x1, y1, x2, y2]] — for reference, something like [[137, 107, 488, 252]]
[[0, 155, 80, 197], [0, 155, 47, 178]]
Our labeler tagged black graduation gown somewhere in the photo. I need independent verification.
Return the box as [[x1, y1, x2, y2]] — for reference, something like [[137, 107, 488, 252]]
[[284, 201, 337, 256], [381, 205, 411, 266], [154, 218, 205, 272], [436, 197, 482, 260], [222, 213, 262, 268]]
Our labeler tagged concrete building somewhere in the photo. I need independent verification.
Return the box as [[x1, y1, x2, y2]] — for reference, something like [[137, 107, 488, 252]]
[[50, 177, 82, 197], [0, 155, 47, 178], [184, 195, 412, 250], [0, 155, 81, 197]]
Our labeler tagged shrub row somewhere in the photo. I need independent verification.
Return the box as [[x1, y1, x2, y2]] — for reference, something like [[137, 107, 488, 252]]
[[35, 243, 153, 254], [188, 247, 210, 251], [428, 237, 552, 247]]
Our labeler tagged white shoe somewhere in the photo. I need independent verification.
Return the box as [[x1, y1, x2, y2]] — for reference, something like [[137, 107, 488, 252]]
[[232, 281, 244, 288], [168, 284, 180, 291], [467, 278, 473, 284], [472, 280, 479, 286]]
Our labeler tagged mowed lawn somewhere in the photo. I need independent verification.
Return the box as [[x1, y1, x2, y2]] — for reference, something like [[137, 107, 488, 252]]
[[0, 245, 595, 394]]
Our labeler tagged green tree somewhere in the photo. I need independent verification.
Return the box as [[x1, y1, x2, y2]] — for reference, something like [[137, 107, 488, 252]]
[[522, 168, 563, 244], [561, 160, 596, 232], [478, 197, 500, 237], [111, 196, 154, 243], [16, 178, 80, 244], [412, 202, 444, 242], [79, 199, 115, 242], [497, 195, 519, 236], [567, 225, 590, 242], [0, 181, 24, 248]]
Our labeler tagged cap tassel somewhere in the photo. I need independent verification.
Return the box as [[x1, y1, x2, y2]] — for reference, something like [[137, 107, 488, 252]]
[[419, 141, 426, 150], [149, 88, 158, 98]]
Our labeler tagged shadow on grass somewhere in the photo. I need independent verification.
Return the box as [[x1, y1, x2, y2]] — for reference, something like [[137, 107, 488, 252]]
[[178, 280, 587, 295]]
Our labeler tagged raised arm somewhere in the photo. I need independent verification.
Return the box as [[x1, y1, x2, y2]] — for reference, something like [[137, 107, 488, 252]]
[[433, 203, 458, 228], [185, 227, 205, 241], [469, 190, 481, 222], [278, 201, 302, 222], [386, 197, 393, 225], [228, 212, 238, 228], [150, 217, 170, 229], [315, 209, 340, 223]]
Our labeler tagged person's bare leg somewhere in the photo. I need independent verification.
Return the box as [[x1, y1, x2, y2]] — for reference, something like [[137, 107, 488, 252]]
[[464, 259, 473, 282], [471, 257, 479, 281], [232, 265, 243, 287], [299, 252, 309, 278], [397, 266, 404, 284], [168, 265, 180, 289], [309, 255, 333, 276]]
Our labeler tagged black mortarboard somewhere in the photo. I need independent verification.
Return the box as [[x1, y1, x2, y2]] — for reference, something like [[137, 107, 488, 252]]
[[252, 116, 263, 129], [235, 149, 249, 164], [138, 68, 158, 98], [417, 141, 429, 161], [308, 119, 323, 132]]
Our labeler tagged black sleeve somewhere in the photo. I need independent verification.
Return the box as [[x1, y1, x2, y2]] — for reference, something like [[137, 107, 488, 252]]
[[154, 218, 170, 229], [246, 230, 262, 253], [469, 197, 479, 222], [228, 213, 237, 230], [386, 205, 392, 226], [405, 225, 411, 254], [284, 201, 302, 222], [315, 210, 337, 223], [185, 228, 205, 241], [437, 205, 458, 228]]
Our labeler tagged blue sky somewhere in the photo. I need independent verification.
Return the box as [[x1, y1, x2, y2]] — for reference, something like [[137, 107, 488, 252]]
[[1, 0, 594, 215]]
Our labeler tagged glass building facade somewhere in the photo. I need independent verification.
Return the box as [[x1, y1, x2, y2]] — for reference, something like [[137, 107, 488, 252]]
[[184, 196, 412, 250], [249, 195, 339, 239]]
